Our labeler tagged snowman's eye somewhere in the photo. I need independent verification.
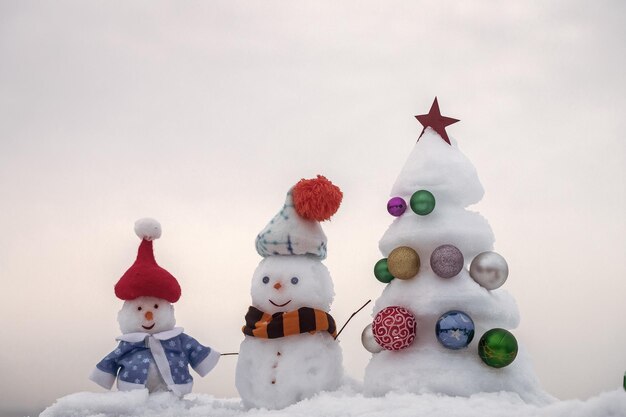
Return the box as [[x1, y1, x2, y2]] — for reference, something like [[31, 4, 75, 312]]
[[290, 277, 299, 285], [137, 306, 142, 311], [262, 276, 270, 284], [154, 304, 159, 309]]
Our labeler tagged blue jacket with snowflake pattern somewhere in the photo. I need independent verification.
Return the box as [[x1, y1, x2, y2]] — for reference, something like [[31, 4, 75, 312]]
[[89, 327, 219, 395]]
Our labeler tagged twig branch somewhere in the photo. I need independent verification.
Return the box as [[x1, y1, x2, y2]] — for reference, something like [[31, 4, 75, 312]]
[[334, 299, 371, 340]]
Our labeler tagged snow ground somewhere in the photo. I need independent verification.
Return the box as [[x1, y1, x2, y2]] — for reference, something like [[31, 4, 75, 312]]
[[41, 385, 626, 417]]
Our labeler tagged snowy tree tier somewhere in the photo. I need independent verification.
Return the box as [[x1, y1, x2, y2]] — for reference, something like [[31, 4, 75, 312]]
[[372, 270, 520, 329], [364, 344, 552, 404], [379, 207, 494, 262], [390, 129, 484, 207]]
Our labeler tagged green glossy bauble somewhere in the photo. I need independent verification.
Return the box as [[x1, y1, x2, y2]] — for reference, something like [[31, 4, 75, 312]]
[[410, 190, 436, 215], [478, 328, 518, 368], [374, 258, 395, 283]]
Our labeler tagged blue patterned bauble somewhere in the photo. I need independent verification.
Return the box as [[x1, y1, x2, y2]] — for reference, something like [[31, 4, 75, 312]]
[[436, 310, 475, 350]]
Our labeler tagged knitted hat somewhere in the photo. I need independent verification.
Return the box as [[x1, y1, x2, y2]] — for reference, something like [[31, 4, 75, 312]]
[[114, 218, 182, 303], [255, 175, 342, 260]]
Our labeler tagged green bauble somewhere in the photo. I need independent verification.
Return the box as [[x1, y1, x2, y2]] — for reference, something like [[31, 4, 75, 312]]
[[374, 258, 394, 283], [410, 190, 436, 215], [478, 328, 518, 368]]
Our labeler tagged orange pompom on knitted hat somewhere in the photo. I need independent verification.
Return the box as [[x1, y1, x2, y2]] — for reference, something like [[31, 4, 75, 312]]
[[255, 175, 342, 260]]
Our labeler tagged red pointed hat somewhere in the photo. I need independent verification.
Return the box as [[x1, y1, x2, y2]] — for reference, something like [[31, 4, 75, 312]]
[[114, 218, 181, 303]]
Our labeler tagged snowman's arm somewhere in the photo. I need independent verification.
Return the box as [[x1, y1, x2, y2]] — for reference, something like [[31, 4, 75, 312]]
[[89, 344, 125, 390], [180, 333, 221, 377], [194, 347, 220, 377], [89, 367, 116, 390]]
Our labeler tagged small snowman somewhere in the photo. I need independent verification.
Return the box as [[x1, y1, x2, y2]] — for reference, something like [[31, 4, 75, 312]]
[[235, 175, 344, 409], [89, 219, 220, 396]]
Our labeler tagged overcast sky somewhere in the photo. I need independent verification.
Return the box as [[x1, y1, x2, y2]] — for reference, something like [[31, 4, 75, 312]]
[[1, 1, 625, 416]]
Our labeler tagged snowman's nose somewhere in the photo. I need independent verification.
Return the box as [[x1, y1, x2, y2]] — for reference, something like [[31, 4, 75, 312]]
[[273, 282, 282, 290], [144, 311, 154, 321]]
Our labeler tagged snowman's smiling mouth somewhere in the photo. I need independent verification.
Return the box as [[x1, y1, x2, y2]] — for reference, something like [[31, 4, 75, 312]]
[[269, 300, 291, 307], [142, 323, 155, 330]]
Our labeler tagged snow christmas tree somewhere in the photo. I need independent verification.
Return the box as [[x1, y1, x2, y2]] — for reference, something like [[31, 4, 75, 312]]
[[362, 98, 551, 404]]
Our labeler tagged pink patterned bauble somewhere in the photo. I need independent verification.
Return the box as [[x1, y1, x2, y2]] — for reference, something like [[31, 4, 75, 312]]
[[372, 306, 417, 351]]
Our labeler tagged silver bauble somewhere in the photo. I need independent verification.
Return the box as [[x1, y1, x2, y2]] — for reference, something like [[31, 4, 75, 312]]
[[361, 323, 384, 353], [469, 251, 509, 290]]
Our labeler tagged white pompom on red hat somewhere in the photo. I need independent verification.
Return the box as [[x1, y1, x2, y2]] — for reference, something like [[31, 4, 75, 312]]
[[134, 218, 162, 241], [114, 218, 181, 303]]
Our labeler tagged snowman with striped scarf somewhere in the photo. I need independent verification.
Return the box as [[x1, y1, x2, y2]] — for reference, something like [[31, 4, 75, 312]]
[[235, 176, 344, 409]]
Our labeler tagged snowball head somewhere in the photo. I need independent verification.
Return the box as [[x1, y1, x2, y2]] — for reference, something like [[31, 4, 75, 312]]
[[118, 296, 176, 334], [250, 255, 334, 314], [134, 218, 162, 241], [292, 175, 343, 221]]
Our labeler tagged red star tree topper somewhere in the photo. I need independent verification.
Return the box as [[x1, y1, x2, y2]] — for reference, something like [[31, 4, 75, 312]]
[[415, 97, 459, 145]]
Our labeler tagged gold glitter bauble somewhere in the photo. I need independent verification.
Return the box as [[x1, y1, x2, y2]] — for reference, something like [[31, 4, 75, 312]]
[[387, 246, 420, 280]]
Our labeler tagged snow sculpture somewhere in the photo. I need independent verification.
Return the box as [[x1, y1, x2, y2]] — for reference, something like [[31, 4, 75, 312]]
[[363, 99, 551, 404], [236, 176, 344, 409], [89, 218, 220, 396]]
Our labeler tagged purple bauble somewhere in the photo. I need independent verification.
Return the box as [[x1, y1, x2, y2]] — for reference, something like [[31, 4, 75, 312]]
[[387, 197, 407, 217], [430, 244, 464, 278]]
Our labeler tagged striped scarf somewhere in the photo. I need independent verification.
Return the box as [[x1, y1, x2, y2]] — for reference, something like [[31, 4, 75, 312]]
[[242, 306, 337, 339]]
